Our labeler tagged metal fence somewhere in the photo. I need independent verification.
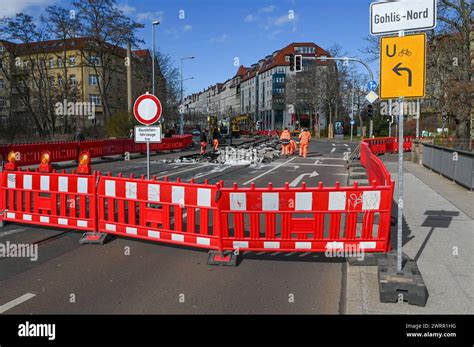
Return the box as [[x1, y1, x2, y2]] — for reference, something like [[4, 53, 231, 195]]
[[422, 143, 474, 190]]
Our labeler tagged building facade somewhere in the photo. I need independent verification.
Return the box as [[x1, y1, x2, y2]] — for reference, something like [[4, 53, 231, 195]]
[[0, 37, 153, 134], [182, 42, 332, 131]]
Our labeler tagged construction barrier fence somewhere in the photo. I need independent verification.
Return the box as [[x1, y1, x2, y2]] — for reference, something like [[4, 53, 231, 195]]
[[362, 136, 413, 155], [0, 138, 395, 260], [0, 135, 193, 167]]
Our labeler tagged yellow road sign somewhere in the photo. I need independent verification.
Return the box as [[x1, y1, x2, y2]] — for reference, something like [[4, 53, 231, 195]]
[[380, 33, 426, 99]]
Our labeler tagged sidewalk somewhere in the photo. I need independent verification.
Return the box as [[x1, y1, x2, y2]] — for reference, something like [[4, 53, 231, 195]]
[[345, 159, 474, 314]]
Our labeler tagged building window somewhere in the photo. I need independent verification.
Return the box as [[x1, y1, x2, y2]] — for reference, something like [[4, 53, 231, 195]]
[[89, 94, 101, 105], [88, 74, 98, 86], [0, 46, 5, 53], [0, 79, 5, 89], [0, 97, 5, 108], [89, 55, 101, 66], [69, 56, 75, 67], [69, 75, 77, 86], [49, 76, 55, 87], [49, 58, 54, 68], [57, 58, 63, 68], [57, 75, 63, 87]]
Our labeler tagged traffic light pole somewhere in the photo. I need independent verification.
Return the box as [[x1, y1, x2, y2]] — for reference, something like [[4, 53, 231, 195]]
[[311, 56, 375, 139]]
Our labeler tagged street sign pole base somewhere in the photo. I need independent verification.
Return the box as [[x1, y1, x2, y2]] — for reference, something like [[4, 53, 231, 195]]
[[207, 250, 237, 266], [377, 252, 428, 307], [79, 232, 109, 245]]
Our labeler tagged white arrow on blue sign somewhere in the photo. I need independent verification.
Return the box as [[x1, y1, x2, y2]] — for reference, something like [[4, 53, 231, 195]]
[[367, 80, 378, 91]]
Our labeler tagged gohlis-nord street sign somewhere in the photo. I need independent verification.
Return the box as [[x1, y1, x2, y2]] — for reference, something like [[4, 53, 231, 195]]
[[370, 0, 437, 35], [380, 33, 426, 99]]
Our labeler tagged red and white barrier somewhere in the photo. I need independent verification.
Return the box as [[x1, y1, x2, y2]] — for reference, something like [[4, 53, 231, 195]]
[[0, 169, 96, 231]]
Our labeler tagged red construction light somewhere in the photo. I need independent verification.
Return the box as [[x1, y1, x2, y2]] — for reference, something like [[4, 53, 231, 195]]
[[77, 151, 91, 174], [4, 151, 18, 171], [39, 150, 53, 173]]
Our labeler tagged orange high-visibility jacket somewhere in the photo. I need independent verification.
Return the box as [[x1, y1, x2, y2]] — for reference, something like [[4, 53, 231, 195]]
[[299, 131, 311, 145], [280, 130, 291, 140]]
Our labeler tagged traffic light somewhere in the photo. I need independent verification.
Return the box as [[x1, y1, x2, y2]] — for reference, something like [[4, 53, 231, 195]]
[[367, 104, 374, 118], [289, 54, 295, 71], [295, 55, 302, 72]]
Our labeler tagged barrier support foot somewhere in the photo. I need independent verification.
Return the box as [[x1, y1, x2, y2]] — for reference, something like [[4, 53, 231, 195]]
[[207, 250, 237, 266], [79, 232, 109, 245], [377, 252, 428, 307], [0, 220, 5, 228]]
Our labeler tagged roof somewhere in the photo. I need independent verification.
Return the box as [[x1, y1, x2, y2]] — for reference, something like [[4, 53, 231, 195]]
[[0, 37, 149, 60]]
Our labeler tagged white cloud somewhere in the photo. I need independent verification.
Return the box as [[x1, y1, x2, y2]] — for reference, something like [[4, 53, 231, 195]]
[[183, 24, 192, 32], [117, 3, 136, 16], [136, 11, 164, 24], [274, 14, 295, 26], [0, 0, 57, 17], [244, 14, 257, 22], [259, 5, 275, 13], [209, 34, 228, 44]]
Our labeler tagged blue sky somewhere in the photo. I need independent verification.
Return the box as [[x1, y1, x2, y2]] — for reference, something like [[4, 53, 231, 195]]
[[2, 0, 376, 95]]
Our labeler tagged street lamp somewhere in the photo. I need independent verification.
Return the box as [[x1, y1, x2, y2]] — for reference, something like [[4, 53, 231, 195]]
[[180, 56, 195, 135], [151, 20, 160, 96]]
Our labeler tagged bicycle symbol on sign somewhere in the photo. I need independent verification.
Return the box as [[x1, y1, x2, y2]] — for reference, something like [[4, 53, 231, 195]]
[[398, 49, 412, 57]]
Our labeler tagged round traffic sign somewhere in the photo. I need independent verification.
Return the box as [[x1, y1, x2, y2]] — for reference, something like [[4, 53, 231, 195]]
[[367, 80, 378, 91], [133, 93, 162, 125]]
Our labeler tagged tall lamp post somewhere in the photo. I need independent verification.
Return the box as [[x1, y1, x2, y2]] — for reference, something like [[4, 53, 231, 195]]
[[151, 20, 160, 96], [180, 56, 195, 135]]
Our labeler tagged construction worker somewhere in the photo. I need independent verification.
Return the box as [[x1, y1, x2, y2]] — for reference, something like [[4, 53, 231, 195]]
[[299, 128, 311, 158], [289, 139, 297, 155], [212, 128, 219, 152], [280, 127, 291, 156], [200, 132, 208, 155]]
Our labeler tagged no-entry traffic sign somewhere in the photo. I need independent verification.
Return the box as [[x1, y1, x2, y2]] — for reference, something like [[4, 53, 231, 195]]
[[133, 93, 162, 125], [380, 33, 426, 99]]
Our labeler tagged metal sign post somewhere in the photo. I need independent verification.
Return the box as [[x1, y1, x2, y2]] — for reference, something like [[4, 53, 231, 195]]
[[397, 30, 405, 273]]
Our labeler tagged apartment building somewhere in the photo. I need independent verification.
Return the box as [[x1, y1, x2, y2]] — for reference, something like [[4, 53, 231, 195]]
[[183, 42, 333, 131], [0, 37, 153, 131]]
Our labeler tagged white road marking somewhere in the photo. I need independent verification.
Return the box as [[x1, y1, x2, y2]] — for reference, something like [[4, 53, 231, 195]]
[[344, 144, 349, 147], [155, 165, 206, 179], [332, 143, 336, 147], [330, 148, 336, 153], [243, 157, 296, 185], [289, 171, 319, 187], [0, 228, 28, 238], [0, 293, 36, 314]]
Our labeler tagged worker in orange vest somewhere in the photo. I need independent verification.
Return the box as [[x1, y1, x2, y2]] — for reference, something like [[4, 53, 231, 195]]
[[200, 132, 207, 155], [212, 128, 219, 152], [289, 139, 297, 155], [299, 128, 311, 158], [280, 128, 291, 156]]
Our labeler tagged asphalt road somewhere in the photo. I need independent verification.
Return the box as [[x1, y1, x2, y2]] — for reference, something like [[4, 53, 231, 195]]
[[0, 138, 357, 314]]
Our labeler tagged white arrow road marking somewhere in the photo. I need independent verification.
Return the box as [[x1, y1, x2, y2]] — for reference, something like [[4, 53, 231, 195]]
[[344, 144, 349, 147], [0, 293, 36, 313], [313, 160, 321, 165], [289, 171, 319, 187], [156, 165, 206, 179], [332, 143, 336, 147], [244, 157, 296, 185], [192, 165, 228, 179], [331, 148, 336, 153]]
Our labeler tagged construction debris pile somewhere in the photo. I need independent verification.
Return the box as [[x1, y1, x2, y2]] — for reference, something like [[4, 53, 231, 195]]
[[162, 138, 283, 166]]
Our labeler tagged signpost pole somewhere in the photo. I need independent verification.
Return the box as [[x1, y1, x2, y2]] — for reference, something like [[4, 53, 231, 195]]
[[388, 99, 392, 137], [146, 131, 150, 180], [416, 98, 420, 139], [397, 30, 405, 273]]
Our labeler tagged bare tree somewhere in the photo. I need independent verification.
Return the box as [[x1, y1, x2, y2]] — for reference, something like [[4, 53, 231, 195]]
[[72, 0, 143, 120]]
